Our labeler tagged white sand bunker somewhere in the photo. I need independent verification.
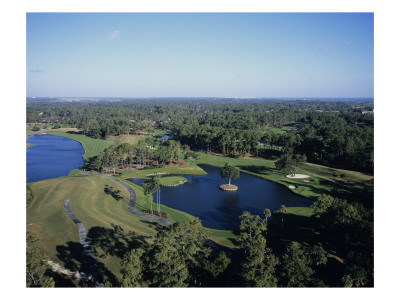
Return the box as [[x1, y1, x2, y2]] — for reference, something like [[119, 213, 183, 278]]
[[286, 174, 310, 179], [288, 185, 296, 189]]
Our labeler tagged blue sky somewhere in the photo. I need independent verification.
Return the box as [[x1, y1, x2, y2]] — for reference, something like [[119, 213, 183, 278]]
[[26, 13, 373, 98]]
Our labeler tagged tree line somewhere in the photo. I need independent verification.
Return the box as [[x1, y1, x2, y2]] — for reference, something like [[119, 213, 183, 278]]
[[91, 138, 198, 173], [27, 99, 373, 173], [115, 191, 373, 287]]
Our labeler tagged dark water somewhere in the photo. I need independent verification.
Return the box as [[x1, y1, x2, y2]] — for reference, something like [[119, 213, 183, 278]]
[[130, 165, 310, 230], [26, 134, 84, 183]]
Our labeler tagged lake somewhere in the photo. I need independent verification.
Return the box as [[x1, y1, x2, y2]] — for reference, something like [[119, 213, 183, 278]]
[[26, 134, 84, 183], [130, 165, 310, 230]]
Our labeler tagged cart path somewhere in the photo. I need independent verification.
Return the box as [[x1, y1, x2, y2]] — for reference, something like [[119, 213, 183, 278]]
[[90, 173, 172, 226], [80, 171, 237, 252], [64, 199, 102, 286]]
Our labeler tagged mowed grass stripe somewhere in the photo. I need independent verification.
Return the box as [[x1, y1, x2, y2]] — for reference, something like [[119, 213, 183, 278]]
[[27, 176, 160, 276]]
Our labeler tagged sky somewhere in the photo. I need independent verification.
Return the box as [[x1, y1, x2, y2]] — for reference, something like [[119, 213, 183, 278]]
[[26, 13, 374, 98]]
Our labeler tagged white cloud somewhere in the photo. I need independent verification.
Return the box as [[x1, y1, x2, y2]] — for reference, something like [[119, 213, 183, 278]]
[[107, 30, 120, 40], [317, 44, 329, 51]]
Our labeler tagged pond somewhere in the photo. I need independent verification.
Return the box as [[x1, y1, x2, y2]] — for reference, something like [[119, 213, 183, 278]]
[[159, 135, 172, 140], [129, 165, 310, 230], [26, 134, 84, 183]]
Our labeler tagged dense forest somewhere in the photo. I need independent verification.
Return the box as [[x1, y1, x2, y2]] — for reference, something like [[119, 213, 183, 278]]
[[27, 98, 374, 173]]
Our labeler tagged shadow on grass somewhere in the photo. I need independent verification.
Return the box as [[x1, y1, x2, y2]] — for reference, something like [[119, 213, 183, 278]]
[[66, 130, 84, 135], [268, 212, 320, 251], [104, 185, 123, 201], [258, 149, 281, 160], [56, 241, 90, 274], [81, 155, 99, 170], [139, 219, 165, 231], [55, 241, 116, 286], [49, 269, 77, 287], [238, 165, 274, 176], [87, 224, 150, 259]]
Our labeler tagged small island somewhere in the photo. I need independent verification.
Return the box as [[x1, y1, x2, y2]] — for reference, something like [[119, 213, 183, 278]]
[[159, 176, 188, 187], [219, 163, 240, 191], [219, 184, 238, 191]]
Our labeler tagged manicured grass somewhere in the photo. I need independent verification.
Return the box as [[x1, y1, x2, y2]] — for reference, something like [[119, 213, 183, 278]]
[[120, 164, 207, 178], [268, 206, 320, 250], [27, 176, 161, 279], [299, 162, 373, 193], [108, 134, 144, 146], [160, 176, 187, 186], [153, 129, 171, 138], [26, 129, 43, 137], [46, 131, 112, 161], [193, 152, 373, 201], [267, 125, 294, 135], [67, 169, 82, 177], [49, 127, 81, 133]]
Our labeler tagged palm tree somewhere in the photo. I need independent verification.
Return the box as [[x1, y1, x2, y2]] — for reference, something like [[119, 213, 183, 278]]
[[279, 205, 287, 225], [141, 180, 154, 215], [152, 175, 161, 214], [263, 209, 271, 235]]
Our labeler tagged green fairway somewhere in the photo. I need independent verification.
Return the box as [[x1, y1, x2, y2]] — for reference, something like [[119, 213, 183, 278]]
[[27, 173, 237, 282], [46, 130, 112, 161], [193, 152, 373, 201], [27, 176, 160, 279], [159, 176, 187, 186], [120, 164, 207, 178], [267, 125, 295, 135]]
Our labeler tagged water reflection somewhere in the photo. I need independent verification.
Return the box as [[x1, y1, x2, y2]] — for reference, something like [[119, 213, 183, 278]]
[[129, 164, 310, 230]]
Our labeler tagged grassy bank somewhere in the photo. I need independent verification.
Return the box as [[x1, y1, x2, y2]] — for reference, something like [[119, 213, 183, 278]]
[[193, 152, 373, 202], [27, 176, 160, 280], [119, 164, 207, 178], [115, 176, 237, 248], [27, 127, 112, 162], [159, 176, 187, 186], [46, 131, 112, 161]]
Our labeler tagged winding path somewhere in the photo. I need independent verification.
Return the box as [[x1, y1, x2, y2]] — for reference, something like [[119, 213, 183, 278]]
[[78, 171, 235, 251], [64, 199, 102, 286], [100, 174, 237, 252], [91, 173, 172, 226]]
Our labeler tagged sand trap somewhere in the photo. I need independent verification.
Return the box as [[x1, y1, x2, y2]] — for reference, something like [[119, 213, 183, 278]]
[[286, 174, 310, 179], [288, 185, 296, 189]]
